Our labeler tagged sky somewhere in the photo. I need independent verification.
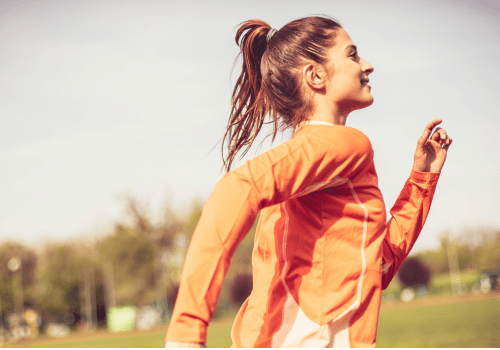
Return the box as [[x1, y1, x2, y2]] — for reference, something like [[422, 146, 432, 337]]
[[1, 0, 499, 253]]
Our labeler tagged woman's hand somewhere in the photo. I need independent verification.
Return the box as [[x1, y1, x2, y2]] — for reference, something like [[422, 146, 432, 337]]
[[413, 119, 452, 173]]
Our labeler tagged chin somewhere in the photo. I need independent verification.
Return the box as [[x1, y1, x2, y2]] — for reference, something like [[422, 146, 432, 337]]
[[356, 96, 374, 110], [341, 95, 374, 113], [365, 96, 374, 107]]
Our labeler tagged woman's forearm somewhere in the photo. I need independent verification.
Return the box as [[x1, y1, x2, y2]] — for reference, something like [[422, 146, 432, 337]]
[[381, 169, 440, 289]]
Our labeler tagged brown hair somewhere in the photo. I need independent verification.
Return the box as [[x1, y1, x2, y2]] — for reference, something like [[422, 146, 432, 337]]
[[221, 15, 342, 172]]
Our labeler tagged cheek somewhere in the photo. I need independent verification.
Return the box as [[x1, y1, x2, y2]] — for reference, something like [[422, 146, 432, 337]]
[[333, 74, 360, 95]]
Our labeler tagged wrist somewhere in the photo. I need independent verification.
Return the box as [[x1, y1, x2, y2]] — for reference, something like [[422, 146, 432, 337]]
[[412, 165, 441, 173], [410, 168, 440, 182]]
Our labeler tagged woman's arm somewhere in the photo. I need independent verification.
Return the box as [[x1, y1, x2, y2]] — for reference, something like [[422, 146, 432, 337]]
[[381, 120, 452, 288], [165, 126, 371, 345], [381, 169, 440, 288]]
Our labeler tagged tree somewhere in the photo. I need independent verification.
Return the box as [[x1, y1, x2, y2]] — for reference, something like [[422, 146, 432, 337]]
[[397, 257, 432, 287], [98, 227, 156, 306], [415, 232, 474, 274], [36, 242, 101, 321], [0, 241, 38, 314], [120, 196, 186, 303], [474, 241, 500, 271], [184, 199, 204, 241]]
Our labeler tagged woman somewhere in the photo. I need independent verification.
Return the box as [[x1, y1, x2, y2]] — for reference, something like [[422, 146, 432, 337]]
[[165, 16, 452, 348]]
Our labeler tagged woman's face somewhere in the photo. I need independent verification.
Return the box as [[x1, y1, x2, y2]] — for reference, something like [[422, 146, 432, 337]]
[[324, 28, 374, 113]]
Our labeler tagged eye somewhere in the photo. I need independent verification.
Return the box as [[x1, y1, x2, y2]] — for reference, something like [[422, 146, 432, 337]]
[[350, 51, 358, 58]]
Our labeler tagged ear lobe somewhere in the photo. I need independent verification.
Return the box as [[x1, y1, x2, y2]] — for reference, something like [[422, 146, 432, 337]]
[[303, 63, 327, 90]]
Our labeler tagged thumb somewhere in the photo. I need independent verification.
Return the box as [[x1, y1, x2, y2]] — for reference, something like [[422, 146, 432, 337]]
[[416, 133, 428, 153]]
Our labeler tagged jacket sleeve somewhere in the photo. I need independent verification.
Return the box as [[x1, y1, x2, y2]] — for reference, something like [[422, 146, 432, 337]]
[[165, 126, 371, 344], [381, 169, 440, 289]]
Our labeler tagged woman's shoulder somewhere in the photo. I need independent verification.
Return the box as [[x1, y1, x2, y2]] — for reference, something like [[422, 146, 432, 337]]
[[293, 124, 372, 154], [232, 123, 374, 180]]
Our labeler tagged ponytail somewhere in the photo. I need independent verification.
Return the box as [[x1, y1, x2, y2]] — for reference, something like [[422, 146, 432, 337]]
[[222, 20, 277, 172]]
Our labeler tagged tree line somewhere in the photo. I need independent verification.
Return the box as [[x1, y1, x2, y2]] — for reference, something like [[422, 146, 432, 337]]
[[1, 197, 499, 328], [0, 197, 257, 328], [414, 227, 500, 274]]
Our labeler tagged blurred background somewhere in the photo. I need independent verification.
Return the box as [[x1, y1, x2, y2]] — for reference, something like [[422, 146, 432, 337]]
[[0, 0, 499, 347]]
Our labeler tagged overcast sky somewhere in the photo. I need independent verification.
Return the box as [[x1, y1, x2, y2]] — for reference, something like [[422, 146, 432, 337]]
[[1, 0, 499, 253]]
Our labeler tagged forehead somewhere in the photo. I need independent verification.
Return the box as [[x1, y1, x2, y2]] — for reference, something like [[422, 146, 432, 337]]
[[333, 28, 355, 51]]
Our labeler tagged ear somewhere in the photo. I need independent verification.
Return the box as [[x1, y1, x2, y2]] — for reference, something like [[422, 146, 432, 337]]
[[302, 63, 327, 90]]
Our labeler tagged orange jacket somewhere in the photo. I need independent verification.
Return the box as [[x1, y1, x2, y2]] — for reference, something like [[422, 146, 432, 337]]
[[166, 122, 440, 347]]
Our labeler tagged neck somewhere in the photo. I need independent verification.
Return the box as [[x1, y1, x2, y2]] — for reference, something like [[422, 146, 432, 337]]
[[308, 102, 349, 126]]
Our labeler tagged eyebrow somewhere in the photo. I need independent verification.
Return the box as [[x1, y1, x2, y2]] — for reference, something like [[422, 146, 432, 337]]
[[344, 44, 357, 52]]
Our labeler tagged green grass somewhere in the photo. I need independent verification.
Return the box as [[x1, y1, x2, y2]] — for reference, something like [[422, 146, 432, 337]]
[[428, 271, 481, 295], [13, 296, 500, 348], [377, 297, 500, 347], [23, 333, 167, 348], [206, 323, 233, 348], [209, 297, 500, 347], [13, 320, 234, 348], [431, 271, 480, 286], [382, 271, 481, 297]]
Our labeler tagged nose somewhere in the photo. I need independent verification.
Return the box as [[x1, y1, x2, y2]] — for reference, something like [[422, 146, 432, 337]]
[[361, 58, 374, 75]]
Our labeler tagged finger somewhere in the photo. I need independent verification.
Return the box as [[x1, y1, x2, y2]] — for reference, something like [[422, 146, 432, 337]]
[[443, 134, 450, 147], [431, 129, 441, 142], [443, 137, 453, 150], [431, 126, 449, 140], [438, 128, 448, 140], [440, 130, 451, 147], [421, 119, 443, 140]]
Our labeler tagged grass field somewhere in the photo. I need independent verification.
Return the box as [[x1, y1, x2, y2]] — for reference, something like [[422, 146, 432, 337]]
[[376, 294, 500, 347], [8, 294, 500, 348], [382, 271, 481, 297]]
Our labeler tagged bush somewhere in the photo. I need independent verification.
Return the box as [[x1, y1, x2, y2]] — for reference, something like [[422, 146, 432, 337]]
[[397, 257, 431, 287], [230, 274, 253, 306], [167, 284, 179, 310]]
